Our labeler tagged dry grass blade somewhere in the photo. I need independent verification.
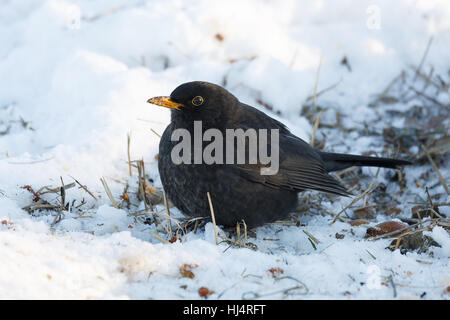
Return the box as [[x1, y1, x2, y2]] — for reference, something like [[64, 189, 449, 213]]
[[150, 128, 162, 138], [422, 145, 450, 195], [306, 79, 342, 103], [127, 132, 132, 176], [312, 56, 323, 109], [37, 183, 76, 195], [83, 6, 124, 22], [206, 192, 219, 245], [302, 230, 320, 244], [163, 189, 173, 239], [310, 111, 322, 147], [330, 178, 378, 225], [151, 232, 170, 244], [413, 36, 433, 82], [60, 176, 66, 208], [137, 160, 148, 210], [69, 175, 97, 200], [100, 177, 118, 208]]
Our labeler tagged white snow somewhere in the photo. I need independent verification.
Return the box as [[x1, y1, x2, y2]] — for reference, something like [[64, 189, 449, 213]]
[[0, 0, 449, 299]]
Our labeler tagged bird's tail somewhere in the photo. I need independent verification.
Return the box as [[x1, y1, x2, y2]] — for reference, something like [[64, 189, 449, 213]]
[[319, 152, 412, 172]]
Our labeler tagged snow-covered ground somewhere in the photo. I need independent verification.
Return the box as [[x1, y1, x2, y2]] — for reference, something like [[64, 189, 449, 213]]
[[0, 0, 449, 299]]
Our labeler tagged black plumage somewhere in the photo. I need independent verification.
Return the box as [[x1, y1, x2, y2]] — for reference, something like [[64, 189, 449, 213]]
[[147, 81, 411, 227]]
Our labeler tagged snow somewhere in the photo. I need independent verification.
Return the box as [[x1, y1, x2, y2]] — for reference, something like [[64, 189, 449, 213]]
[[0, 0, 449, 299]]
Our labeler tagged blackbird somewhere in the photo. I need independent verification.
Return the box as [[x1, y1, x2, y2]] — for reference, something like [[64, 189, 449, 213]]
[[147, 81, 411, 228]]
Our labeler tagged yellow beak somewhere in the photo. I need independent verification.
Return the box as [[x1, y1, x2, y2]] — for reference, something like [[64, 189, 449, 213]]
[[147, 96, 184, 110]]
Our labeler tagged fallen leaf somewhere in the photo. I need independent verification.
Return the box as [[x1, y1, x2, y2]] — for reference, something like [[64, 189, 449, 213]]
[[215, 33, 224, 42], [354, 207, 375, 219], [267, 267, 284, 278], [169, 236, 181, 243], [179, 264, 198, 279], [198, 286, 215, 298], [385, 206, 401, 215], [366, 221, 408, 238]]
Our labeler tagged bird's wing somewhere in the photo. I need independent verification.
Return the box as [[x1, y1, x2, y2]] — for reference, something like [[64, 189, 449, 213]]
[[229, 124, 350, 196], [235, 156, 350, 196]]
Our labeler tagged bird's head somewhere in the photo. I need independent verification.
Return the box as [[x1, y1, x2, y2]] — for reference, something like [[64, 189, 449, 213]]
[[147, 81, 238, 125]]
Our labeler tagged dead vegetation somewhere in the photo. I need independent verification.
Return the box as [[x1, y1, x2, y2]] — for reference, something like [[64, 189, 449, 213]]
[[295, 38, 449, 255]]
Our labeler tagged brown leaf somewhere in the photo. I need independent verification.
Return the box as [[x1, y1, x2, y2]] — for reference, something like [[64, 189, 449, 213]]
[[169, 236, 181, 243], [354, 207, 375, 219], [144, 182, 163, 204], [335, 232, 345, 239], [21, 185, 41, 202], [385, 206, 401, 215], [366, 221, 408, 238], [179, 264, 198, 279], [215, 33, 224, 42], [198, 286, 215, 298], [267, 267, 284, 278]]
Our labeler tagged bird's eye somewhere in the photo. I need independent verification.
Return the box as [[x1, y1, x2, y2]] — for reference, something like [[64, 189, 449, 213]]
[[192, 96, 204, 106]]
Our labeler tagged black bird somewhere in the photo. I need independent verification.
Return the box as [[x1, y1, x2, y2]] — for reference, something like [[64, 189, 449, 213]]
[[147, 81, 411, 228]]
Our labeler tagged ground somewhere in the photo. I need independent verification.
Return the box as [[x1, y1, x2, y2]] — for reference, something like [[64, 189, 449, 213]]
[[0, 0, 449, 299]]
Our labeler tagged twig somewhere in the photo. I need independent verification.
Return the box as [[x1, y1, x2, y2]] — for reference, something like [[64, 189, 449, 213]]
[[206, 192, 219, 245], [422, 145, 450, 195], [69, 176, 97, 200], [100, 177, 118, 208], [330, 179, 378, 225], [37, 183, 76, 195], [408, 85, 446, 108], [163, 189, 173, 239], [151, 232, 170, 244], [305, 78, 342, 102], [413, 36, 433, 82], [302, 230, 320, 244], [83, 6, 124, 22], [367, 218, 439, 241], [150, 128, 162, 138]]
